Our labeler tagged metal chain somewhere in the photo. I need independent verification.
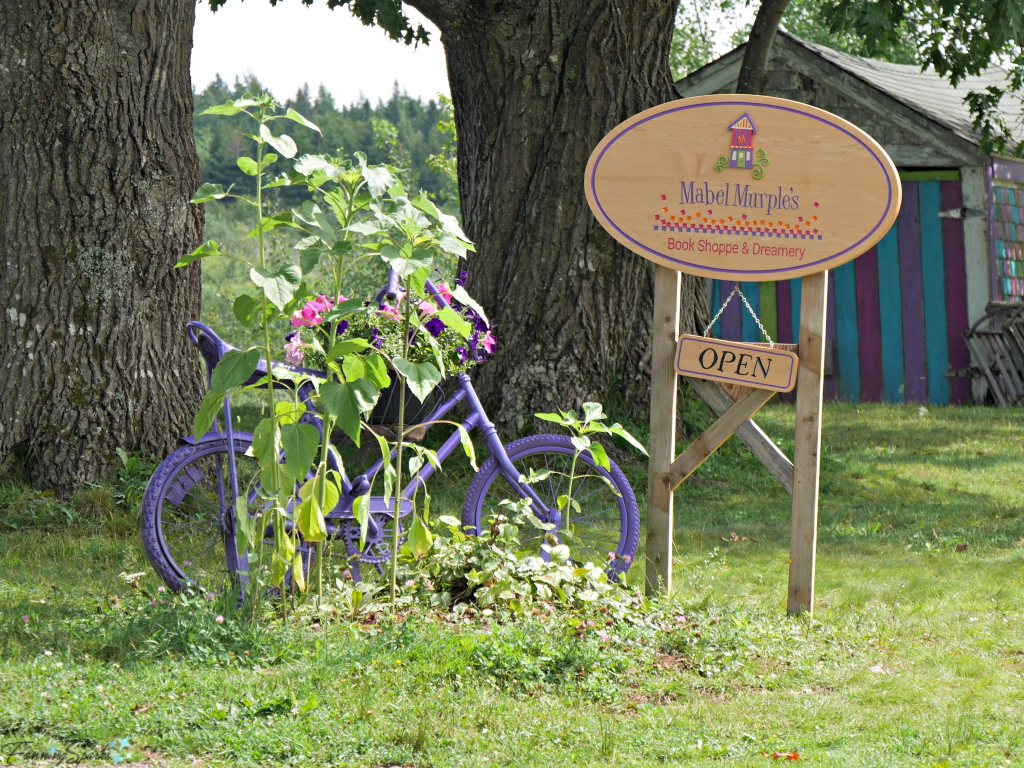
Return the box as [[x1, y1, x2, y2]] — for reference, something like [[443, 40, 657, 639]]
[[704, 284, 738, 336], [703, 284, 774, 347]]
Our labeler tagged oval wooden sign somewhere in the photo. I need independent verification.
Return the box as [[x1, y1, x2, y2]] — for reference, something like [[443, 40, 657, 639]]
[[585, 95, 901, 280]]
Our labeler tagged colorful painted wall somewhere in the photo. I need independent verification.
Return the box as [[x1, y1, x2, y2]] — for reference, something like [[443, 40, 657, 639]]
[[709, 173, 972, 405]]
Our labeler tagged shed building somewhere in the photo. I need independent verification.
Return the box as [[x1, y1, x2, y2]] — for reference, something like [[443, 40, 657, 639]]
[[675, 32, 1024, 404]]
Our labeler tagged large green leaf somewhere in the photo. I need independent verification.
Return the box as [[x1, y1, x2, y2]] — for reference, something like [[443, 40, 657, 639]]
[[296, 475, 337, 544], [323, 298, 364, 323], [407, 266, 429, 298], [587, 441, 611, 472], [250, 265, 301, 310], [280, 423, 320, 480], [437, 233, 468, 257], [356, 152, 396, 196], [193, 391, 227, 441], [237, 156, 258, 176], [260, 124, 297, 159], [200, 102, 243, 116], [324, 338, 372, 364], [233, 294, 260, 327], [190, 184, 228, 204], [174, 240, 222, 268], [280, 108, 322, 134], [406, 513, 433, 560], [379, 244, 432, 278], [245, 211, 299, 240], [343, 352, 390, 390], [392, 358, 441, 403], [410, 192, 441, 221], [451, 284, 489, 325], [320, 379, 380, 445], [250, 419, 281, 467], [210, 349, 260, 393], [436, 306, 471, 338]]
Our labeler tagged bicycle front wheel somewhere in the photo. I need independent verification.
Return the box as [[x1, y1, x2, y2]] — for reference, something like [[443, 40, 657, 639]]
[[141, 439, 257, 596], [461, 435, 640, 576]]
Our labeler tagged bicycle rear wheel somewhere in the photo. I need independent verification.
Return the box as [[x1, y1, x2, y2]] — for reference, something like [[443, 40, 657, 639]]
[[461, 435, 640, 577]]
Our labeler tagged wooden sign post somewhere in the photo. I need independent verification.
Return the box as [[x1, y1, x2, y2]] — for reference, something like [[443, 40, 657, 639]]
[[585, 95, 901, 614]]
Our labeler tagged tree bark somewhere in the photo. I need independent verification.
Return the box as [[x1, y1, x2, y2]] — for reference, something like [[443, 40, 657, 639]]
[[411, 0, 705, 434], [736, 0, 790, 94], [0, 0, 205, 493]]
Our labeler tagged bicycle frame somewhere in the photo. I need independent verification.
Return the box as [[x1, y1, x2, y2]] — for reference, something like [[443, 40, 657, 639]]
[[197, 273, 558, 545]]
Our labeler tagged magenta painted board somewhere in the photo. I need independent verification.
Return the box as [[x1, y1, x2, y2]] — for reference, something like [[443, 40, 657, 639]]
[[824, 270, 839, 401], [855, 247, 884, 402], [898, 183, 928, 404], [940, 180, 971, 405], [775, 280, 796, 404], [776, 280, 794, 344]]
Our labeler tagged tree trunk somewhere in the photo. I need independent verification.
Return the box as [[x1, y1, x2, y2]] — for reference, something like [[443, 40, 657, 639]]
[[412, 0, 704, 434], [736, 0, 790, 94], [0, 0, 205, 494]]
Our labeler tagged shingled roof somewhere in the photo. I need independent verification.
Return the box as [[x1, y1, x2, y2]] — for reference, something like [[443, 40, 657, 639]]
[[677, 31, 1024, 147], [787, 34, 1023, 146]]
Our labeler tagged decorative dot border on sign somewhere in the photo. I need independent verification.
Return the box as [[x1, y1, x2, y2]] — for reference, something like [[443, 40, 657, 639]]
[[652, 224, 822, 240], [588, 101, 896, 277]]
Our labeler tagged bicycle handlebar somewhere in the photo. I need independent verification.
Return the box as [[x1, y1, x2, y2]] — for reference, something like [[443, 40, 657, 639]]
[[372, 267, 455, 313]]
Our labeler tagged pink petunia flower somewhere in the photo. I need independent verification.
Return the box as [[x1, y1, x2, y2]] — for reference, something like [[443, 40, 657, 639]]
[[284, 339, 306, 366], [290, 296, 333, 328], [378, 302, 401, 322], [215, 615, 224, 624], [482, 330, 497, 354], [418, 300, 437, 317], [435, 282, 454, 303]]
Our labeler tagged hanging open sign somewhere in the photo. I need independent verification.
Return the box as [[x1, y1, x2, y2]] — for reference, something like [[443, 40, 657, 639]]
[[679, 335, 798, 393], [675, 336, 798, 393]]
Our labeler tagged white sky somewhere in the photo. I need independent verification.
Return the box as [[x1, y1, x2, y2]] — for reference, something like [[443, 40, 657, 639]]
[[191, 2, 755, 108], [191, 1, 450, 106]]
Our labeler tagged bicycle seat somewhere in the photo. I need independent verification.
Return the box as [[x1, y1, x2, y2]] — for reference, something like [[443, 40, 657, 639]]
[[186, 322, 325, 388]]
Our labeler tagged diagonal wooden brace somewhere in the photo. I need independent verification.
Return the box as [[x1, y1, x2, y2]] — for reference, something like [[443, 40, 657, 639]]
[[668, 386, 776, 490], [685, 376, 794, 494]]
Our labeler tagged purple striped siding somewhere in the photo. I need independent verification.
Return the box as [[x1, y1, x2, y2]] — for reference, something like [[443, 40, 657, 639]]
[[940, 181, 971, 405], [855, 247, 884, 402], [776, 281, 793, 344], [720, 281, 741, 341], [898, 183, 928, 403], [824, 270, 839, 401]]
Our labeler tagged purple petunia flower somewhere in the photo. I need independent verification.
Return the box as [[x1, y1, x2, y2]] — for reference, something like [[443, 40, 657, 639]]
[[455, 271, 468, 287], [474, 316, 488, 333], [424, 318, 446, 338], [456, 346, 467, 362], [468, 331, 480, 359], [335, 320, 349, 335], [370, 328, 384, 350]]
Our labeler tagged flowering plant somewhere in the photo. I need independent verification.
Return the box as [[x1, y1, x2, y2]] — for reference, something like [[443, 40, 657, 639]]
[[283, 271, 496, 381]]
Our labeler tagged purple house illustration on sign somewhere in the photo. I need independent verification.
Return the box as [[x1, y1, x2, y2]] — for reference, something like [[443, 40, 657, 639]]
[[728, 114, 756, 169]]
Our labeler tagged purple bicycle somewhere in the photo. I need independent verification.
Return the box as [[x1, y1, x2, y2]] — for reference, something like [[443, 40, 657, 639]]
[[140, 271, 640, 597]]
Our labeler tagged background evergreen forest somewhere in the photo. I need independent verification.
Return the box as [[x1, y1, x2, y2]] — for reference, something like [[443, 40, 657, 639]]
[[193, 74, 455, 210]]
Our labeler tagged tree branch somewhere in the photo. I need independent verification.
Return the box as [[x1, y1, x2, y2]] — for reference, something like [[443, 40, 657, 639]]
[[403, 0, 466, 31], [736, 0, 791, 95]]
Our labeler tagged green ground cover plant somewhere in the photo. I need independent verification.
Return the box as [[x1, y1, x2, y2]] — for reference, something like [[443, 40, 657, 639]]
[[0, 403, 1022, 766]]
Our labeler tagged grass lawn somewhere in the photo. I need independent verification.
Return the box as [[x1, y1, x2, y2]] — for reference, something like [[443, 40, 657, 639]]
[[0, 403, 1022, 766]]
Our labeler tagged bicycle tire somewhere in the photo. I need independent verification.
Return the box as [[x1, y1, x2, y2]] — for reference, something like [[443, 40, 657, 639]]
[[461, 435, 640, 577], [141, 438, 259, 595]]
